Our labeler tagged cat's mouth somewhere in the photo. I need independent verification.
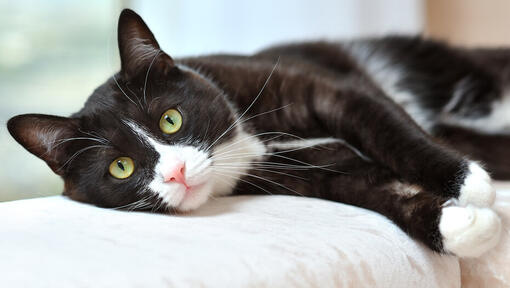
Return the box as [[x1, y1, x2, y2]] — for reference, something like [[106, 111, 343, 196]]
[[183, 182, 205, 195], [174, 181, 213, 212]]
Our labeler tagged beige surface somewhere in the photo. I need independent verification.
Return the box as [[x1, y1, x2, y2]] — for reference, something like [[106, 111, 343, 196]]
[[426, 0, 510, 47]]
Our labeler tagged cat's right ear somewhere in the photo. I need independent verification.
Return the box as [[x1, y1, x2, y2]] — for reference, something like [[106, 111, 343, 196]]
[[7, 114, 79, 175], [117, 9, 175, 80]]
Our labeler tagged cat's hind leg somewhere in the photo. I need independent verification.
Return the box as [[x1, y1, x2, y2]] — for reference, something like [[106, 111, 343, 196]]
[[435, 124, 510, 180]]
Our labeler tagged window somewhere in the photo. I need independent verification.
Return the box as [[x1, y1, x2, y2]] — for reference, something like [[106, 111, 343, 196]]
[[0, 1, 120, 201]]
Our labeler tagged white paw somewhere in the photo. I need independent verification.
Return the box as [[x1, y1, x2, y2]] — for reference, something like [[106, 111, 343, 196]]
[[439, 205, 501, 258], [458, 162, 495, 207]]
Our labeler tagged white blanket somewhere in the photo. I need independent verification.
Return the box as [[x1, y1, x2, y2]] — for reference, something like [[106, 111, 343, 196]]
[[460, 183, 510, 287], [0, 195, 460, 288]]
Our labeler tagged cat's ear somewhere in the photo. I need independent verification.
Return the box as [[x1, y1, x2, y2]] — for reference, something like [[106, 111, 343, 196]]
[[117, 9, 175, 80], [7, 114, 79, 175]]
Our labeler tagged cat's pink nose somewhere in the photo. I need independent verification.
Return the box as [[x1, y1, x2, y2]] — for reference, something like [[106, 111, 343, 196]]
[[163, 161, 188, 188]]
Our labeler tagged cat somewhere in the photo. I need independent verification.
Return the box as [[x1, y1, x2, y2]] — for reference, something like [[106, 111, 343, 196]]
[[8, 9, 510, 258]]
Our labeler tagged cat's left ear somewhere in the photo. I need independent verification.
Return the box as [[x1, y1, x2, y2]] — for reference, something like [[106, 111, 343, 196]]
[[117, 9, 175, 80]]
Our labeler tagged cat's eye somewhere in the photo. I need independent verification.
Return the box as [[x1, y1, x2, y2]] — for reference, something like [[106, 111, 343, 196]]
[[109, 157, 135, 179], [159, 108, 183, 134]]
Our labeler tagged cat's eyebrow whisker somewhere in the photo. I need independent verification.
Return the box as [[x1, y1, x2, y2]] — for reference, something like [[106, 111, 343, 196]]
[[55, 137, 109, 146], [143, 49, 161, 108], [124, 83, 144, 108], [57, 145, 111, 172], [203, 99, 290, 153], [78, 129, 110, 143], [38, 137, 110, 159], [236, 103, 293, 127], [205, 58, 280, 152], [112, 74, 140, 108]]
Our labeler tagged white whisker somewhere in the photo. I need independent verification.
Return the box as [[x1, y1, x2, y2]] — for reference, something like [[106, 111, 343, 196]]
[[215, 169, 304, 196], [58, 145, 111, 171], [143, 50, 161, 107], [205, 58, 280, 152], [112, 74, 139, 107], [237, 103, 293, 127], [213, 171, 273, 195], [211, 131, 306, 159], [270, 153, 344, 173], [213, 166, 308, 181]]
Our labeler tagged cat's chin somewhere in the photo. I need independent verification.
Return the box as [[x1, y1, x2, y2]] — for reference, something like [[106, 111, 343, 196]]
[[174, 181, 214, 212]]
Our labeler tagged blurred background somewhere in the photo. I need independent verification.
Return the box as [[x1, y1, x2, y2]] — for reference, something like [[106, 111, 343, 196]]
[[1, 0, 508, 201]]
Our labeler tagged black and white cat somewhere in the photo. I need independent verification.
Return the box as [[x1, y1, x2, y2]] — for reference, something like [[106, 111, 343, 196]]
[[8, 9, 510, 258]]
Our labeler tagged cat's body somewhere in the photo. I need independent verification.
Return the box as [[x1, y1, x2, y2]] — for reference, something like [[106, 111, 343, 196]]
[[8, 10, 509, 258]]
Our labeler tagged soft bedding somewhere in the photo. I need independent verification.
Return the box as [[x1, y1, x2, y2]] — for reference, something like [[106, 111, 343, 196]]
[[0, 194, 460, 288]]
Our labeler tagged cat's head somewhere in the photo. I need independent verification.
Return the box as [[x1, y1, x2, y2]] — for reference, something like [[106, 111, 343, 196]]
[[7, 9, 265, 212]]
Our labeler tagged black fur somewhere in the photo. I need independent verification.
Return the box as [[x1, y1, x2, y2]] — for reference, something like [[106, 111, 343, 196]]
[[7, 9, 510, 253]]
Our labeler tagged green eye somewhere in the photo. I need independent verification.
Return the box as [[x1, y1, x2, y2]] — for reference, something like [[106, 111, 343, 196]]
[[159, 108, 182, 134], [109, 157, 134, 179]]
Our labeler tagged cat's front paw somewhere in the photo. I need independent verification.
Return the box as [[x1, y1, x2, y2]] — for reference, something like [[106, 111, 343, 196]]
[[439, 205, 501, 258], [458, 162, 495, 207]]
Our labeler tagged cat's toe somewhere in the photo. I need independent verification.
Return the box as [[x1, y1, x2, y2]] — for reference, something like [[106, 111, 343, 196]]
[[439, 205, 501, 258], [458, 162, 495, 207]]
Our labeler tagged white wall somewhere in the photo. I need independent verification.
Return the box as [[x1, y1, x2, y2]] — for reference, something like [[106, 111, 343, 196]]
[[131, 0, 424, 57]]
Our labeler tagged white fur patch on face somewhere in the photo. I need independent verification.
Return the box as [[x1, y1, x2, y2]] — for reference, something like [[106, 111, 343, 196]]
[[458, 162, 495, 207], [439, 205, 501, 257], [126, 122, 213, 211], [210, 129, 266, 197]]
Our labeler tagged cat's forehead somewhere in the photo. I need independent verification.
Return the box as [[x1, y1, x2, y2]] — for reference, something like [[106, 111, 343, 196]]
[[77, 69, 238, 149]]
